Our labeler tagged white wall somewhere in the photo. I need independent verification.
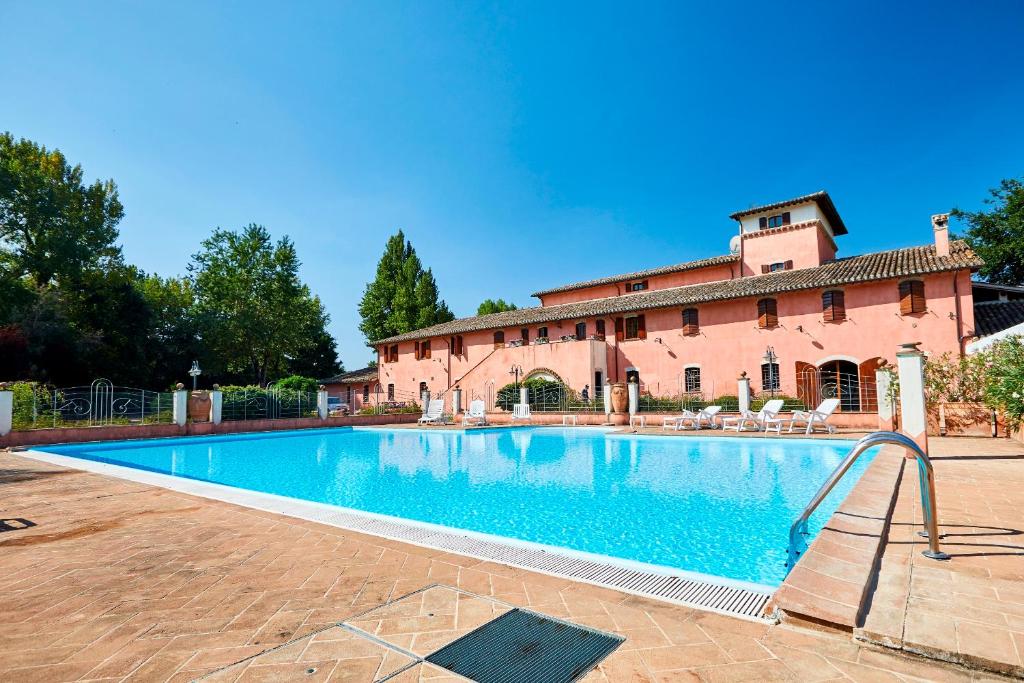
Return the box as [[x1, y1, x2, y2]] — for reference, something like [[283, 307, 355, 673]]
[[739, 202, 833, 235]]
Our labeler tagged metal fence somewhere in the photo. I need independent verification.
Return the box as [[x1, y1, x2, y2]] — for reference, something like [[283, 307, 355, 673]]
[[221, 386, 319, 421], [11, 379, 175, 430], [797, 369, 877, 412]]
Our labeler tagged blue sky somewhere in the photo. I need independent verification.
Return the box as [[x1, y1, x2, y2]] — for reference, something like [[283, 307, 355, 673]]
[[3, 1, 1022, 370]]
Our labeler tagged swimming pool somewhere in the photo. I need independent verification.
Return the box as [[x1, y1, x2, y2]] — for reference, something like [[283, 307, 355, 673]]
[[32, 427, 873, 587]]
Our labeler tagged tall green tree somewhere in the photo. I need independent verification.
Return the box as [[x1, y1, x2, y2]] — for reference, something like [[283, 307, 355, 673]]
[[0, 132, 124, 286], [189, 224, 339, 386], [477, 298, 518, 316], [358, 230, 454, 343], [953, 177, 1024, 285]]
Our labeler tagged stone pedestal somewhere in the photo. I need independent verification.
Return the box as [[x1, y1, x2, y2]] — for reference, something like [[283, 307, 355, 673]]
[[210, 389, 223, 425], [876, 368, 894, 431], [897, 343, 928, 455], [172, 387, 188, 427], [0, 390, 12, 436], [738, 375, 751, 414], [317, 389, 329, 420], [627, 381, 639, 416], [452, 388, 462, 415]]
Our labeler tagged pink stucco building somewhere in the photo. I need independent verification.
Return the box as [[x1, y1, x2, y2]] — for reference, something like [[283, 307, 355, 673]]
[[372, 192, 983, 415]]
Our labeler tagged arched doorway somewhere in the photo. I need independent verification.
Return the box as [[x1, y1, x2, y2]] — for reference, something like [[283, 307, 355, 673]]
[[818, 360, 860, 411]]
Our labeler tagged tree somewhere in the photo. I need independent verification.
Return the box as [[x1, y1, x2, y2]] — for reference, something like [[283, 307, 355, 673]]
[[477, 298, 518, 316], [358, 230, 454, 344], [0, 132, 124, 286], [136, 274, 209, 388], [952, 177, 1024, 285], [189, 224, 339, 386]]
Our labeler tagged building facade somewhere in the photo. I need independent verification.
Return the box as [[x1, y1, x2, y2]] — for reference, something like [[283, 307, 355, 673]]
[[373, 192, 982, 413]]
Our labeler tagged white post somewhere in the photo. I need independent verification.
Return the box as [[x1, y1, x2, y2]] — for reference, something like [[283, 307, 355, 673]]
[[519, 386, 528, 406], [875, 367, 893, 432], [421, 390, 430, 409], [452, 387, 462, 414], [627, 381, 638, 416], [896, 343, 929, 455], [210, 387, 223, 425], [172, 384, 188, 427], [0, 387, 12, 436], [603, 384, 612, 417], [317, 387, 329, 420], [738, 373, 751, 414]]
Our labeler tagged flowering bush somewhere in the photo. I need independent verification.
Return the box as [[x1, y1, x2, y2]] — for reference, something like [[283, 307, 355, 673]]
[[984, 337, 1024, 429], [923, 352, 988, 403]]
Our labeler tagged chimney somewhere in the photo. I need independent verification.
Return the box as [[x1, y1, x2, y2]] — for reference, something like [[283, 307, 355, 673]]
[[932, 213, 950, 257]]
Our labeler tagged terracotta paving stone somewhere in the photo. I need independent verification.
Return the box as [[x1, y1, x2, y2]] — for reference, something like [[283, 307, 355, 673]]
[[854, 437, 1024, 678], [1, 444, 1017, 682]]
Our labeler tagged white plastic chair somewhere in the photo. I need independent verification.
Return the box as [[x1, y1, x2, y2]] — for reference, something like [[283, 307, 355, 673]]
[[511, 403, 532, 423], [674, 405, 722, 430], [722, 399, 784, 432], [770, 398, 841, 434], [418, 399, 444, 425], [461, 400, 488, 427]]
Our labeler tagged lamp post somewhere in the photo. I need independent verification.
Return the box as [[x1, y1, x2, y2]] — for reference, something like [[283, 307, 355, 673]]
[[509, 364, 523, 394], [188, 361, 202, 391], [762, 346, 778, 398]]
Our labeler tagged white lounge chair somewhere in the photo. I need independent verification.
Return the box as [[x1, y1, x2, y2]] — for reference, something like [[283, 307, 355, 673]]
[[418, 399, 444, 425], [511, 403, 532, 423], [767, 398, 841, 434], [674, 405, 722, 430], [461, 400, 488, 427], [662, 409, 699, 430], [721, 399, 785, 432]]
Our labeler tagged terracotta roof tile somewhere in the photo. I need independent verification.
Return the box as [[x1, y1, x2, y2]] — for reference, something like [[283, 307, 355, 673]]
[[320, 366, 378, 384], [530, 254, 739, 298], [973, 301, 1024, 337], [373, 240, 981, 344]]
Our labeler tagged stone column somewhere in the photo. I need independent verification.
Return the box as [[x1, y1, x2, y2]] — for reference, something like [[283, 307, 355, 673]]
[[452, 387, 462, 415], [875, 366, 894, 431], [519, 386, 528, 406], [317, 386, 329, 420], [421, 390, 430, 408], [896, 342, 928, 455], [627, 381, 639, 416], [603, 383, 612, 418], [172, 383, 188, 427], [210, 385, 223, 425], [0, 385, 12, 436], [738, 372, 751, 414]]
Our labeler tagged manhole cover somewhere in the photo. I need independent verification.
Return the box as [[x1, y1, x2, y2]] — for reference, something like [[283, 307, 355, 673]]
[[425, 608, 622, 683]]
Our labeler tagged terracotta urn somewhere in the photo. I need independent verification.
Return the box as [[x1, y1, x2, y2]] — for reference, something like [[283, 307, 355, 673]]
[[188, 390, 211, 423], [610, 382, 628, 414]]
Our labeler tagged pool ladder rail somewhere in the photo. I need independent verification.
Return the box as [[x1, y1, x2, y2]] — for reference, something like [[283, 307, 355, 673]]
[[786, 431, 950, 568]]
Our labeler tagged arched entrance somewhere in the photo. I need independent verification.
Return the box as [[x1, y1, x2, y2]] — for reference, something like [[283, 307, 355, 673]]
[[818, 360, 860, 411]]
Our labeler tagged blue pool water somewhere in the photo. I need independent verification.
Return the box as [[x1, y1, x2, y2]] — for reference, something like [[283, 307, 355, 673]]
[[36, 427, 874, 586]]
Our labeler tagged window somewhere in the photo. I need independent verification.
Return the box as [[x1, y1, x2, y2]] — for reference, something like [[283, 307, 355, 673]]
[[595, 319, 606, 338], [575, 321, 586, 339], [682, 308, 699, 336], [450, 335, 464, 356], [623, 314, 646, 340], [625, 280, 648, 292], [415, 340, 431, 359], [758, 212, 791, 230], [520, 328, 529, 343], [823, 290, 846, 322], [362, 385, 369, 402], [387, 383, 395, 401], [899, 280, 926, 314], [389, 345, 398, 363], [757, 298, 779, 328], [684, 367, 701, 393], [761, 362, 780, 391], [760, 260, 793, 274], [493, 331, 505, 348], [538, 326, 548, 339]]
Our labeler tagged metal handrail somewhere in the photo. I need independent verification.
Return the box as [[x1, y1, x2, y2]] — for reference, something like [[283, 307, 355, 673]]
[[787, 431, 949, 567]]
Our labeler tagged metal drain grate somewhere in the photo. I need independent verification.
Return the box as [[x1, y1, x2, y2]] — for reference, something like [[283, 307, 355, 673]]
[[425, 608, 622, 683]]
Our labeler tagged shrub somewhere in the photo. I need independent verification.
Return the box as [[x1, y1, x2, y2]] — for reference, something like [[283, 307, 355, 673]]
[[272, 375, 320, 393], [924, 352, 988, 403], [984, 337, 1024, 429]]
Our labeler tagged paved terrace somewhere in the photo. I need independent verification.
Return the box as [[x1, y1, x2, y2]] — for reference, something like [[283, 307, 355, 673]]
[[0, 434, 1021, 682]]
